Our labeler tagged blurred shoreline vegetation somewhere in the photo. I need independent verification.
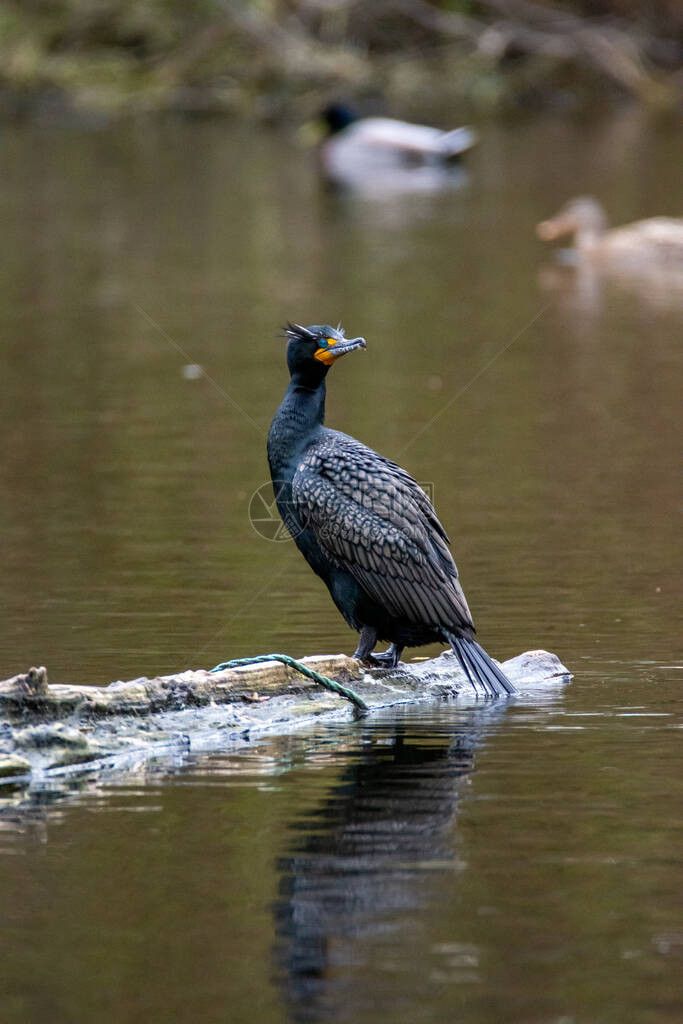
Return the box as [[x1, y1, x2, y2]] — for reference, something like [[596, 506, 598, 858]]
[[0, 1, 681, 123]]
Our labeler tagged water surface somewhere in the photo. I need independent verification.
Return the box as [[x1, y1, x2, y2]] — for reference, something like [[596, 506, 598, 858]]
[[0, 114, 681, 1023]]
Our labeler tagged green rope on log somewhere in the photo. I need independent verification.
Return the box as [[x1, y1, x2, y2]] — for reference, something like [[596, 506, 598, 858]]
[[210, 654, 369, 712]]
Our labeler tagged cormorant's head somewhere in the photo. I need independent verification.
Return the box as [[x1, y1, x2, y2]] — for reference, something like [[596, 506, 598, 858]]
[[284, 323, 366, 382]]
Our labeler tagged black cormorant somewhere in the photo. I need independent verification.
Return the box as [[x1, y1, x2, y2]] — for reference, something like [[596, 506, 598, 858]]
[[267, 323, 516, 698]]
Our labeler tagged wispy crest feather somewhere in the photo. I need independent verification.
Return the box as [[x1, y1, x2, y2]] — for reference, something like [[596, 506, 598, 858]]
[[283, 322, 315, 341]]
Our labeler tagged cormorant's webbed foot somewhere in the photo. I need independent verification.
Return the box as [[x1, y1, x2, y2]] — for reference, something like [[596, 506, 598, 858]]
[[352, 626, 401, 667], [367, 644, 403, 669], [352, 627, 403, 669]]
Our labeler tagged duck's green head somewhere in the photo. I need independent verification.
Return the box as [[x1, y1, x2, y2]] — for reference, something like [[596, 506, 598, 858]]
[[322, 103, 358, 136], [284, 323, 366, 378], [299, 104, 358, 146]]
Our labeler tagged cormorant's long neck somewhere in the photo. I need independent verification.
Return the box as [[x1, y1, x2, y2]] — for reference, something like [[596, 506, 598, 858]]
[[267, 376, 326, 478]]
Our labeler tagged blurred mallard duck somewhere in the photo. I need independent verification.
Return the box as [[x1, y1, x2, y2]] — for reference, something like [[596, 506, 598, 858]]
[[314, 102, 477, 195], [537, 197, 683, 267]]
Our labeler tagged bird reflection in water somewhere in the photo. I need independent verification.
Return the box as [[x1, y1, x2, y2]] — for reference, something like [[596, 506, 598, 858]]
[[272, 705, 506, 1022]]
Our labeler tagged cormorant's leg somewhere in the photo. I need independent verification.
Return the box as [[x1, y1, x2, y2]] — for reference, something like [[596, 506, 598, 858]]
[[352, 629, 403, 669], [352, 625, 377, 661], [368, 643, 404, 669]]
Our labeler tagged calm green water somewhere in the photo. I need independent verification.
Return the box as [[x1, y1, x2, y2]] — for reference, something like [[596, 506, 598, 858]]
[[0, 115, 681, 1023]]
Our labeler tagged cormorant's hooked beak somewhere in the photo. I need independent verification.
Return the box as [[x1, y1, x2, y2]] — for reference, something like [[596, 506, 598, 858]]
[[315, 335, 367, 366]]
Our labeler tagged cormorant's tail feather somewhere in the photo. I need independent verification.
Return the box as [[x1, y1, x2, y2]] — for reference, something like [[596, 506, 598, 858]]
[[447, 636, 517, 698]]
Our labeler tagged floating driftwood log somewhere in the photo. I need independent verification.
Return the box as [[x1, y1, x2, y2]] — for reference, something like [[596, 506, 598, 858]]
[[0, 649, 570, 788]]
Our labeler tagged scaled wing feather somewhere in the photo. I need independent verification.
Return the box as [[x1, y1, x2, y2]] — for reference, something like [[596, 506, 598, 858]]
[[291, 431, 473, 631]]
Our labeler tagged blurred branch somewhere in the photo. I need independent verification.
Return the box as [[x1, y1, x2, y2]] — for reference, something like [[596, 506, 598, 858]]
[[475, 0, 665, 99], [387, 0, 483, 40], [0, 0, 679, 118], [157, 3, 367, 87]]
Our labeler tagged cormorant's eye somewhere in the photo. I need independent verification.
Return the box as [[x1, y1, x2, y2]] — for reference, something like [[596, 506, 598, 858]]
[[318, 338, 329, 348]]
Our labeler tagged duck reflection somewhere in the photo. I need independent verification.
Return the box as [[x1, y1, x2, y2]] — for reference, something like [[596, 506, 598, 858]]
[[272, 706, 505, 1021]]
